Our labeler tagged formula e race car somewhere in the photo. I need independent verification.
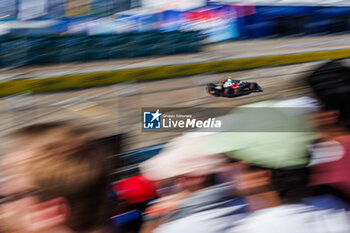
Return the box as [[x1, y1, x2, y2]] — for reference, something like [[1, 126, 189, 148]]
[[207, 78, 263, 97]]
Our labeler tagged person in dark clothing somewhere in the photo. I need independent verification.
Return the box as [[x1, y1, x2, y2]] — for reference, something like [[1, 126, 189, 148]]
[[306, 59, 350, 204]]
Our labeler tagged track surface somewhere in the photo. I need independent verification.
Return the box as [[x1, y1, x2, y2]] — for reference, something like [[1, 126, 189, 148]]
[[0, 62, 321, 151], [1, 35, 350, 80]]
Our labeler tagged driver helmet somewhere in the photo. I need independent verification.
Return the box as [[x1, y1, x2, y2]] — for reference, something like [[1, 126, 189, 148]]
[[226, 76, 234, 84]]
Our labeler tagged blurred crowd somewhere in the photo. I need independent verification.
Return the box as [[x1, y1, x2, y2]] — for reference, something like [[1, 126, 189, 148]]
[[2, 59, 350, 233]]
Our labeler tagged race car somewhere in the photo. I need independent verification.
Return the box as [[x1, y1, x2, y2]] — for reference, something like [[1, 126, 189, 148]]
[[207, 77, 263, 97]]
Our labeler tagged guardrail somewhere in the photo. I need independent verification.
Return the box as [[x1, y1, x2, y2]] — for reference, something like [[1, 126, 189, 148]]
[[110, 143, 165, 180], [0, 31, 204, 68]]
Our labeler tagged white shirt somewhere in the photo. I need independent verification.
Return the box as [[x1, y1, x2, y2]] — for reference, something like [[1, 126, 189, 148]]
[[230, 204, 350, 233]]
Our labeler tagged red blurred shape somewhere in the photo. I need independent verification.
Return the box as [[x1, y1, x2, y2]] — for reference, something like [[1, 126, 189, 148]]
[[114, 175, 158, 204]]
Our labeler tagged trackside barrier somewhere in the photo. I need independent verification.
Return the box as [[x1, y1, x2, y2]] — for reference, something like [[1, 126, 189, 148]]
[[110, 143, 165, 180], [0, 32, 204, 67], [1, 48, 350, 97]]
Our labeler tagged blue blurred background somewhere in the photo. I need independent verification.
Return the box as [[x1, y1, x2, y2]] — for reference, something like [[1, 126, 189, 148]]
[[1, 0, 350, 67]]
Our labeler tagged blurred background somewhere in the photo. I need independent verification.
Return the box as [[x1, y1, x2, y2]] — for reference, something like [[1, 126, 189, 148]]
[[1, 0, 350, 147], [0, 0, 350, 172], [2, 1, 350, 232]]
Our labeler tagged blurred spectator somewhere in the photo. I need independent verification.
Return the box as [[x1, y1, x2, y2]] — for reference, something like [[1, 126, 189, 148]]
[[230, 165, 350, 233], [0, 121, 118, 233], [307, 59, 350, 203], [201, 100, 350, 233], [139, 133, 248, 233]]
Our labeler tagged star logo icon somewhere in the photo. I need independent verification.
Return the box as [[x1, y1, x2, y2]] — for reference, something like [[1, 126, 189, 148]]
[[151, 109, 162, 122], [143, 109, 162, 129]]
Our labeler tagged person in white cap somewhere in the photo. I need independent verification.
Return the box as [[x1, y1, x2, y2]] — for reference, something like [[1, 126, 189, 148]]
[[139, 133, 248, 233]]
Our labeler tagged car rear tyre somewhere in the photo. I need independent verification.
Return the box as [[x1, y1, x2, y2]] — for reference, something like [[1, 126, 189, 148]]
[[224, 87, 235, 97]]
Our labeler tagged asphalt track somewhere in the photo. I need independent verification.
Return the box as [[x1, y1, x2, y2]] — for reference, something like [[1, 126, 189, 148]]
[[1, 36, 350, 97], [0, 61, 321, 151], [0, 48, 347, 97]]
